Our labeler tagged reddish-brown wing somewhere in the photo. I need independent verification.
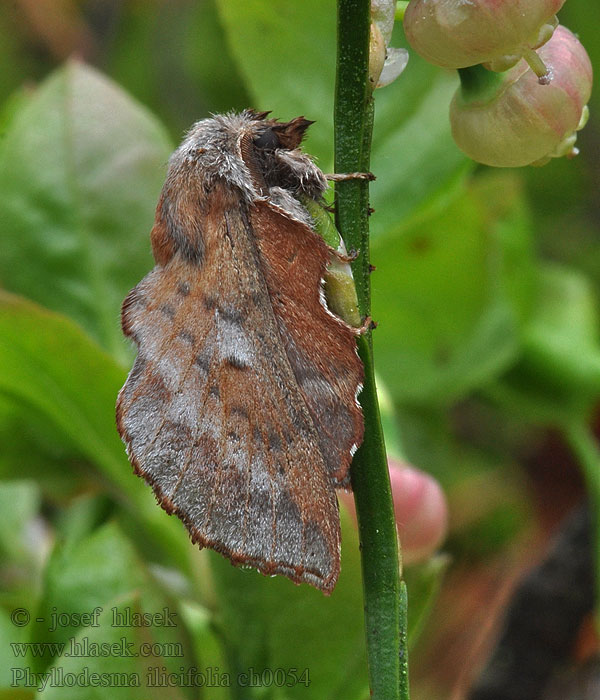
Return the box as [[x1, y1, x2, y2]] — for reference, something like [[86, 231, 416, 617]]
[[117, 184, 353, 592], [252, 201, 364, 486]]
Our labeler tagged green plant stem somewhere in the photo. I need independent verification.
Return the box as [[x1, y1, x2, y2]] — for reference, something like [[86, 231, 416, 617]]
[[334, 2, 405, 698], [564, 421, 600, 631]]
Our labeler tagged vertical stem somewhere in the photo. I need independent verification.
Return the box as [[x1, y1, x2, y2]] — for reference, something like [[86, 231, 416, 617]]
[[399, 581, 410, 697], [334, 0, 373, 314], [335, 2, 405, 698]]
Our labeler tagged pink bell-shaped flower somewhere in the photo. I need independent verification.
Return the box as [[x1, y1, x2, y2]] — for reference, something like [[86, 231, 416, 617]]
[[449, 25, 592, 167], [404, 0, 565, 71]]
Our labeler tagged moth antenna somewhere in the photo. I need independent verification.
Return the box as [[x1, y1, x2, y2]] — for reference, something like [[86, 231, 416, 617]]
[[272, 116, 315, 149]]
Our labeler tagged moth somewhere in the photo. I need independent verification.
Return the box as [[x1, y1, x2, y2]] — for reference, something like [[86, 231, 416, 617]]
[[116, 110, 364, 593]]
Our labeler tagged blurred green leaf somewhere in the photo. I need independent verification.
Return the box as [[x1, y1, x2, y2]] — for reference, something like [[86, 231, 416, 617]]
[[39, 594, 190, 700], [99, 2, 169, 124], [0, 481, 40, 564], [404, 555, 449, 648], [486, 263, 600, 425], [0, 86, 32, 135], [0, 290, 126, 487], [103, 0, 250, 133], [373, 173, 533, 404], [369, 19, 470, 241], [0, 607, 29, 691], [31, 522, 148, 653], [54, 493, 117, 553], [216, 0, 337, 160], [178, 600, 229, 700], [0, 60, 172, 364], [519, 3, 600, 302], [0, 291, 190, 572], [0, 480, 49, 624], [396, 402, 531, 559], [523, 264, 600, 393], [377, 374, 405, 460], [0, 395, 86, 499], [182, 0, 251, 116], [29, 523, 195, 699], [208, 510, 368, 699]]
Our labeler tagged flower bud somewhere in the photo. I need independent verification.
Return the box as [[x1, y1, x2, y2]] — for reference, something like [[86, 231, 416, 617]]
[[404, 0, 565, 69], [339, 459, 448, 565], [388, 460, 448, 566], [370, 0, 409, 89], [450, 25, 593, 167]]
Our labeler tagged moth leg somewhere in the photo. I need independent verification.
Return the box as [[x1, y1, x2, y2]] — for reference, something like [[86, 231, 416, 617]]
[[326, 171, 376, 182], [329, 247, 359, 263], [354, 315, 376, 336]]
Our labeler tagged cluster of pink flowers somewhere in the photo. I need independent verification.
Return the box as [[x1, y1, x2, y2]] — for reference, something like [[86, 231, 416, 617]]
[[399, 0, 592, 167]]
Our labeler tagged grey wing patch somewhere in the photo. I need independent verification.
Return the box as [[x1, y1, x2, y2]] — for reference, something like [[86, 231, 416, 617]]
[[117, 258, 340, 591]]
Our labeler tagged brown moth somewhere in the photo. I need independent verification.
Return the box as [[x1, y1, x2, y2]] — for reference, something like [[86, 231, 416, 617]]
[[116, 110, 364, 593]]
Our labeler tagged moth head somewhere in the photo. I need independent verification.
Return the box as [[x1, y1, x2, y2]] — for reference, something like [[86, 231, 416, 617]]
[[243, 111, 328, 202], [170, 111, 328, 212], [251, 113, 313, 151]]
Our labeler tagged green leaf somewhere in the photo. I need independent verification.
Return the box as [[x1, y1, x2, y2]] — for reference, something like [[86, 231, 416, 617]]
[[0, 480, 47, 610], [369, 24, 470, 241], [373, 173, 533, 403], [38, 595, 189, 700], [208, 510, 368, 699], [0, 291, 125, 486], [485, 263, 600, 425], [395, 403, 531, 559], [102, 0, 250, 132], [0, 481, 40, 564], [0, 61, 173, 364], [216, 0, 337, 161], [178, 601, 229, 700], [404, 555, 449, 648], [29, 523, 196, 699], [0, 396, 86, 499], [522, 264, 600, 394], [30, 522, 148, 654], [0, 86, 32, 135], [376, 374, 405, 460], [182, 0, 252, 116], [54, 494, 117, 553], [0, 291, 190, 572], [0, 608, 30, 691]]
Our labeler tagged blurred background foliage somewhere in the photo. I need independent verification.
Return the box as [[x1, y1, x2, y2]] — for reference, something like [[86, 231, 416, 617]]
[[0, 1, 598, 698]]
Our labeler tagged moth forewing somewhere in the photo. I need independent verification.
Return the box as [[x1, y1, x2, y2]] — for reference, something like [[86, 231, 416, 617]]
[[116, 111, 364, 593]]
